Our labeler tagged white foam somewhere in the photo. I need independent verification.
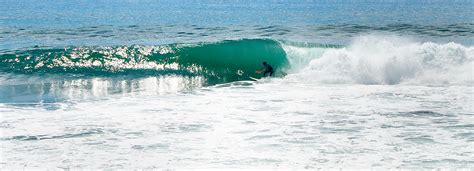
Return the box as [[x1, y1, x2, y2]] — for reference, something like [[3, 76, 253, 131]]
[[285, 35, 474, 86]]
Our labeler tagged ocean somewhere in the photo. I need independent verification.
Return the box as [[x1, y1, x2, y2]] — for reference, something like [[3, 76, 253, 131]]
[[0, 0, 473, 169]]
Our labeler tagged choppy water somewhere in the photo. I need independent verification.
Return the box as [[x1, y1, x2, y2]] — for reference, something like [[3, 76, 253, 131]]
[[1, 0, 473, 169]]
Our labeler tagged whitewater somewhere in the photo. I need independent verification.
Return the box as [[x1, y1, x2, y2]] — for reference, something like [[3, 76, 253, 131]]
[[1, 0, 473, 169]]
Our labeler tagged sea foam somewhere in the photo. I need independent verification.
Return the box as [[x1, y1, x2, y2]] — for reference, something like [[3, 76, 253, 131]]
[[286, 35, 473, 86]]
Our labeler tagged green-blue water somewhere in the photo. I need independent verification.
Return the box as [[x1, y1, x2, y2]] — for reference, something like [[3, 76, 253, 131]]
[[1, 39, 288, 84]]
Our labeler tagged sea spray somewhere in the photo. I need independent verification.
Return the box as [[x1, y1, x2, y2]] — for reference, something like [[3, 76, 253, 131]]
[[286, 35, 474, 86]]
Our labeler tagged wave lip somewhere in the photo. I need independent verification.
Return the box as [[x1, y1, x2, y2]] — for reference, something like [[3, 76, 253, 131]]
[[0, 39, 289, 85]]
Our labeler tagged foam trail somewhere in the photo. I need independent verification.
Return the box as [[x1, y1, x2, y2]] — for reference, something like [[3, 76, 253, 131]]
[[287, 35, 474, 86]]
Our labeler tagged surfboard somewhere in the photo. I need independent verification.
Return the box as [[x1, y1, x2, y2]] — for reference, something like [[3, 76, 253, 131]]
[[249, 76, 259, 81]]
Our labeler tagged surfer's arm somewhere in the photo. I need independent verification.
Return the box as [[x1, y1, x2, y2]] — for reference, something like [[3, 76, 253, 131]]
[[256, 67, 266, 73]]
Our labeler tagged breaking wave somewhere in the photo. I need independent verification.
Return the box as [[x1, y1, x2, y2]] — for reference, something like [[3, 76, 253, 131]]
[[287, 35, 473, 86], [1, 35, 472, 86]]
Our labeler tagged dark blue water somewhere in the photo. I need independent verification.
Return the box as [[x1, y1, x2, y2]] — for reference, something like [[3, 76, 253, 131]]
[[1, 0, 473, 51], [2, 0, 472, 26]]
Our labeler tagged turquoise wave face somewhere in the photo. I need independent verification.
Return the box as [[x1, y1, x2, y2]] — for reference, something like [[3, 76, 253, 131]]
[[0, 39, 289, 85]]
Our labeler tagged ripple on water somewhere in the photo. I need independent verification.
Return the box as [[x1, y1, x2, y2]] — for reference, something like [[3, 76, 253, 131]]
[[245, 134, 280, 140], [402, 159, 474, 169], [159, 122, 212, 133], [444, 124, 474, 129], [132, 143, 170, 150], [381, 110, 455, 118], [2, 128, 104, 141], [403, 136, 436, 144], [452, 132, 474, 142], [320, 127, 361, 134]]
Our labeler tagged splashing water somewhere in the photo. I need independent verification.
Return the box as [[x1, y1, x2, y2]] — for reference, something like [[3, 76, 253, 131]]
[[287, 35, 473, 86]]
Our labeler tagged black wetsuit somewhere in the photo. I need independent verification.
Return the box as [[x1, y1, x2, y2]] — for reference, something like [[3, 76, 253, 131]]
[[262, 63, 274, 76]]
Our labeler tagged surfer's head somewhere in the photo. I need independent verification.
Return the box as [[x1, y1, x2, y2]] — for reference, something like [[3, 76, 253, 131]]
[[263, 61, 267, 65]]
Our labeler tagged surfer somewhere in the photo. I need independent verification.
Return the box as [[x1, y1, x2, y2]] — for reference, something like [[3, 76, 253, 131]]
[[256, 61, 273, 77]]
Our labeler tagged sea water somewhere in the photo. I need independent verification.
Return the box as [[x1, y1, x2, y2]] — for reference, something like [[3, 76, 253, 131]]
[[0, 0, 473, 169]]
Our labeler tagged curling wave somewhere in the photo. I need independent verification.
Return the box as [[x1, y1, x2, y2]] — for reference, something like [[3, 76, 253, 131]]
[[0, 39, 289, 85]]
